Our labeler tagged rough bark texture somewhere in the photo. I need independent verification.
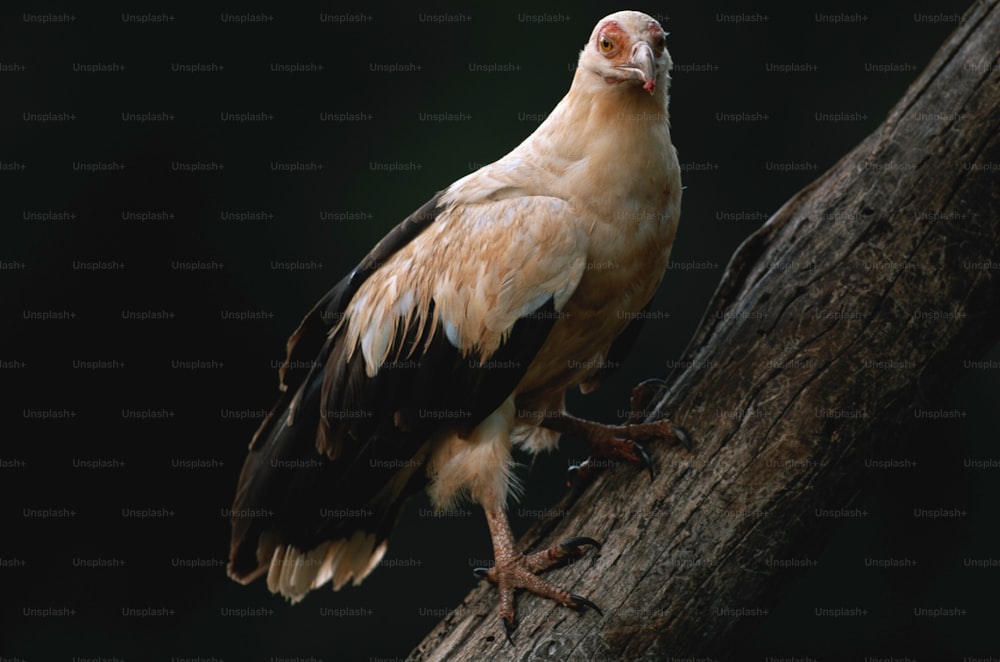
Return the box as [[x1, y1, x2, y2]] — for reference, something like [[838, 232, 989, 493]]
[[410, 2, 1000, 659]]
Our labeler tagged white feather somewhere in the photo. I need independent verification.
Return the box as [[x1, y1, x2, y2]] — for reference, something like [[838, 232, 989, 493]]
[[442, 317, 460, 348], [426, 397, 518, 511]]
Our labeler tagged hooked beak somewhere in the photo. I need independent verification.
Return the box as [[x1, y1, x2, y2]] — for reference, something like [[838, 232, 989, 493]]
[[614, 41, 657, 94]]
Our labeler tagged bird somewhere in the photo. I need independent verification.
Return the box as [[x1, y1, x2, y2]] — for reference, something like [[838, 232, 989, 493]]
[[227, 9, 687, 639]]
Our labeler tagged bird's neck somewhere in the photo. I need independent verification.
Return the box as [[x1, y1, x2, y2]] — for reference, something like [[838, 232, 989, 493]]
[[535, 70, 669, 159], [563, 66, 672, 135], [521, 70, 675, 216]]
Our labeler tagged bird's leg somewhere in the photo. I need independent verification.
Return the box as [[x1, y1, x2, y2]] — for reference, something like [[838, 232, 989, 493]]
[[473, 506, 601, 643], [542, 380, 691, 484]]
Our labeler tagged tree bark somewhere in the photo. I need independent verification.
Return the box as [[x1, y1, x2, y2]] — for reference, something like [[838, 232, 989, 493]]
[[410, 1, 1000, 659]]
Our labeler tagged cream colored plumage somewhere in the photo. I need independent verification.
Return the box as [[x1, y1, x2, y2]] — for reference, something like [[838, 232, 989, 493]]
[[229, 10, 683, 636], [343, 195, 589, 374]]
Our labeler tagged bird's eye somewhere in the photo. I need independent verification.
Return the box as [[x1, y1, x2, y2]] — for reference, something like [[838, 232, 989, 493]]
[[599, 37, 614, 53]]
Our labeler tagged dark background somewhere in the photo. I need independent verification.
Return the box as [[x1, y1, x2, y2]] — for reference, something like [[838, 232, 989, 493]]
[[3, 2, 997, 660]]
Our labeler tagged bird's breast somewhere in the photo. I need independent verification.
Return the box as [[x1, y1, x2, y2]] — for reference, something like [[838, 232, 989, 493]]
[[509, 90, 682, 408], [516, 188, 679, 405]]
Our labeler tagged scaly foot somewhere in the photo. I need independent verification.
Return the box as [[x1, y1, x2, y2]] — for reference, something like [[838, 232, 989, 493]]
[[542, 380, 692, 485], [476, 510, 602, 642]]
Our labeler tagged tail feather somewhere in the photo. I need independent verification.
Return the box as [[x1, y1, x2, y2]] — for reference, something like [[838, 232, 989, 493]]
[[250, 533, 388, 603]]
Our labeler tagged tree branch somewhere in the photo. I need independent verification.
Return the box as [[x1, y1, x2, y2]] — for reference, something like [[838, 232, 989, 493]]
[[410, 1, 1000, 659]]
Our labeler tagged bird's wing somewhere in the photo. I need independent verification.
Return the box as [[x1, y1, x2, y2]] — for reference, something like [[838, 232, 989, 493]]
[[228, 189, 589, 599], [321, 191, 589, 453], [246, 193, 448, 455]]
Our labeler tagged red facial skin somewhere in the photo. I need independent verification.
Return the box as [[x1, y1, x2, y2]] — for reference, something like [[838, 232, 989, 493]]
[[594, 18, 666, 92]]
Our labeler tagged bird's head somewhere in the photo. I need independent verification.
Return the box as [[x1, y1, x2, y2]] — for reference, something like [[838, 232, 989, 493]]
[[578, 11, 672, 96]]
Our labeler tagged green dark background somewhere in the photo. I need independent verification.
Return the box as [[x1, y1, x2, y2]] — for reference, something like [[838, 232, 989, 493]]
[[2, 1, 996, 659]]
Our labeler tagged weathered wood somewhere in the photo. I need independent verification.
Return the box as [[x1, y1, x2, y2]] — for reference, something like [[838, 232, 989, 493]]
[[410, 1, 1000, 659]]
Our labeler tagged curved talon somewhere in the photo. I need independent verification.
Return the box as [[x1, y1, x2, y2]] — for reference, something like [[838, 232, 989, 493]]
[[502, 617, 516, 646], [473, 567, 492, 581], [569, 593, 603, 616], [566, 465, 578, 487], [559, 536, 602, 554], [633, 441, 655, 480], [636, 377, 669, 388], [566, 462, 590, 488], [672, 423, 693, 451]]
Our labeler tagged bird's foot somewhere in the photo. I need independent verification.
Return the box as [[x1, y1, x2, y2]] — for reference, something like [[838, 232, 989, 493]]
[[566, 418, 683, 485], [477, 510, 602, 643], [541, 380, 691, 486]]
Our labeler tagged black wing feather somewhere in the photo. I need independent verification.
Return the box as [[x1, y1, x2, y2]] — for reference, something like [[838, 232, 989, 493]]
[[228, 192, 559, 581], [247, 192, 448, 451]]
